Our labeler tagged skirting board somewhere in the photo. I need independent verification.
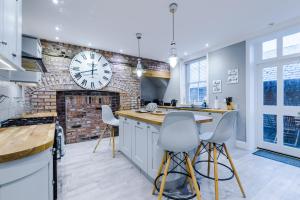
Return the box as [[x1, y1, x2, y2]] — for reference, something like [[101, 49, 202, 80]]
[[235, 140, 248, 150]]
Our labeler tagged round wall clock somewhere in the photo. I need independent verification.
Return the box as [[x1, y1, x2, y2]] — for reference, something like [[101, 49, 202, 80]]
[[69, 51, 112, 90]]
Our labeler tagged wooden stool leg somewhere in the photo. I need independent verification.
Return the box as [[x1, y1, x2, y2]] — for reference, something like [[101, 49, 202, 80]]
[[192, 143, 202, 166], [93, 125, 107, 153], [186, 155, 202, 200], [223, 144, 246, 198], [207, 143, 212, 176], [152, 151, 167, 195], [112, 126, 115, 158], [184, 156, 195, 193], [213, 143, 219, 200], [158, 153, 171, 200]]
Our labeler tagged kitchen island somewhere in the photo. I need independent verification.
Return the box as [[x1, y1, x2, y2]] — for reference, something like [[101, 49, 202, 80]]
[[116, 110, 212, 180], [0, 124, 56, 200]]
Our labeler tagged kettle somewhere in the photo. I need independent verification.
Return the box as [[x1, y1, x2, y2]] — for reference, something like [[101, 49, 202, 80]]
[[171, 99, 177, 107]]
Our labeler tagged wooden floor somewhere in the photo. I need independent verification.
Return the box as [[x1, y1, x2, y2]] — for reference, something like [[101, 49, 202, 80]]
[[58, 138, 300, 200]]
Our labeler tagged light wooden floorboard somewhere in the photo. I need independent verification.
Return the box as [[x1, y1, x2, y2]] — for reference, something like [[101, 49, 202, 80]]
[[58, 138, 300, 200]]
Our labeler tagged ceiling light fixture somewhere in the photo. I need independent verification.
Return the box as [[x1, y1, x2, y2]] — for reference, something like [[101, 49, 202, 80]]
[[52, 0, 59, 5], [119, 49, 123, 53], [55, 26, 60, 31], [168, 3, 178, 68], [55, 36, 59, 41], [205, 43, 209, 47], [135, 33, 144, 78]]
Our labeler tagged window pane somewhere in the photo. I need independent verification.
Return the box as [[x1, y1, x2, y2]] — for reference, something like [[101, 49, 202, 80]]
[[189, 83, 199, 103], [283, 32, 300, 56], [283, 63, 300, 106], [198, 87, 207, 102], [263, 114, 277, 144], [262, 39, 277, 60], [263, 67, 277, 105], [189, 62, 199, 83], [283, 116, 300, 149]]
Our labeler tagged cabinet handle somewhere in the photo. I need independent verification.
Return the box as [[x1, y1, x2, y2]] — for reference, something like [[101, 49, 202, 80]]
[[12, 53, 16, 57], [1, 41, 7, 45], [137, 121, 140, 125], [124, 118, 127, 120], [208, 112, 212, 115]]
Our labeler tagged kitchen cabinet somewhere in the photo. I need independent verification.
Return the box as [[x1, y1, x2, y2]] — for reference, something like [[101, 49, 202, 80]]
[[132, 120, 148, 172], [119, 117, 132, 159], [147, 125, 164, 179], [0, 0, 22, 69], [0, 149, 53, 200]]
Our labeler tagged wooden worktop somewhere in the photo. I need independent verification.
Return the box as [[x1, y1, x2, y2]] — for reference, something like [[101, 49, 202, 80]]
[[159, 106, 228, 114], [116, 110, 213, 126], [11, 112, 57, 119], [0, 124, 56, 163]]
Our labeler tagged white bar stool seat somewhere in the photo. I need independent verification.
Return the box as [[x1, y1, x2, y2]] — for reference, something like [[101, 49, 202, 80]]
[[192, 111, 246, 200], [93, 105, 119, 158], [152, 112, 202, 200]]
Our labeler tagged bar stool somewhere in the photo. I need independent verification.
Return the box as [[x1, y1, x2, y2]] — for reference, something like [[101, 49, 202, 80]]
[[152, 112, 202, 200], [192, 111, 246, 200], [93, 105, 119, 158]]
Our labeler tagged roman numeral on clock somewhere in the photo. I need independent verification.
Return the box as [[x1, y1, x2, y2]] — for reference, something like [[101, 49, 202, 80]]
[[102, 63, 108, 67], [72, 67, 80, 71], [103, 76, 109, 81], [81, 79, 87, 87], [75, 59, 82, 64], [91, 82, 95, 89], [90, 52, 95, 60], [74, 73, 82, 80], [98, 56, 102, 62], [104, 70, 110, 74], [99, 80, 103, 86], [81, 53, 87, 60]]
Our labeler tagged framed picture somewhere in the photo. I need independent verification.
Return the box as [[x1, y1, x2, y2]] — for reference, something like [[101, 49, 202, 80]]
[[212, 80, 222, 93], [228, 68, 238, 84]]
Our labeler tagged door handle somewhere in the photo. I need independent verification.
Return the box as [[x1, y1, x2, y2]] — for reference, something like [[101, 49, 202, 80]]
[[12, 53, 16, 57]]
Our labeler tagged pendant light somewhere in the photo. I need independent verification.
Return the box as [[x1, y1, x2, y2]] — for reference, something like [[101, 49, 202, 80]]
[[169, 3, 178, 68], [136, 33, 144, 78]]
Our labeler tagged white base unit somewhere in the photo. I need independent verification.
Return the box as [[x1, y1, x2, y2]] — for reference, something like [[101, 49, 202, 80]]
[[119, 116, 164, 180], [0, 148, 53, 200]]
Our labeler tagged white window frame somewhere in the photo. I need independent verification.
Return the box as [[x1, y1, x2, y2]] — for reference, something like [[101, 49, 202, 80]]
[[185, 57, 208, 105]]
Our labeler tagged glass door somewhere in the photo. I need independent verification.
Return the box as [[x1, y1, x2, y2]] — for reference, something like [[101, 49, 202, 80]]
[[257, 59, 300, 157]]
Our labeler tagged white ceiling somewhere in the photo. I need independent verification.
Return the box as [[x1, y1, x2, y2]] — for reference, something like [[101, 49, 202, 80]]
[[23, 0, 300, 62]]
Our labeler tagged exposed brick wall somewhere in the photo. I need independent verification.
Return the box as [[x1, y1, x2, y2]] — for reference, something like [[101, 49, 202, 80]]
[[25, 40, 169, 143]]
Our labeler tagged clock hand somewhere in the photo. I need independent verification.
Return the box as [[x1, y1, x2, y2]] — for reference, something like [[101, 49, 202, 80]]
[[91, 62, 95, 78], [79, 69, 98, 73]]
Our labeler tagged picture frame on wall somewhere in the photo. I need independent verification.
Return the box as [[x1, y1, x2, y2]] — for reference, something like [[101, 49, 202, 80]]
[[227, 68, 239, 84], [212, 80, 222, 93]]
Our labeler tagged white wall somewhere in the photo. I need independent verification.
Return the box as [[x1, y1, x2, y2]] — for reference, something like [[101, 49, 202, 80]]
[[0, 71, 24, 123]]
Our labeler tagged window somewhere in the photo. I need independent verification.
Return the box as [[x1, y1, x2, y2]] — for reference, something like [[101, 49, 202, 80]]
[[186, 58, 208, 104], [262, 39, 277, 60], [283, 32, 300, 56]]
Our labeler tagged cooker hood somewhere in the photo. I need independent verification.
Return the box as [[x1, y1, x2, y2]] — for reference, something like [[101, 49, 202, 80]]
[[21, 35, 47, 72]]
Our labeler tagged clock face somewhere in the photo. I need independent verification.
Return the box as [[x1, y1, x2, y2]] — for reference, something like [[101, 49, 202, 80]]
[[69, 51, 112, 90]]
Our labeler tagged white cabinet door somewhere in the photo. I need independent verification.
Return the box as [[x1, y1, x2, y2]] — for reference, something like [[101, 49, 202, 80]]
[[147, 125, 164, 179], [132, 120, 148, 172], [3, 0, 17, 62], [119, 117, 125, 152], [15, 0, 22, 67], [122, 118, 132, 159], [0, 0, 4, 53]]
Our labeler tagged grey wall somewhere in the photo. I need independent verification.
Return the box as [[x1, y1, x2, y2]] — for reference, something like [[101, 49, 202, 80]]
[[141, 77, 168, 101], [208, 41, 246, 141], [163, 65, 180, 103]]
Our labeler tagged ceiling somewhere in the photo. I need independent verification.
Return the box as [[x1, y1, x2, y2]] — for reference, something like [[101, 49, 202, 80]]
[[23, 0, 300, 62]]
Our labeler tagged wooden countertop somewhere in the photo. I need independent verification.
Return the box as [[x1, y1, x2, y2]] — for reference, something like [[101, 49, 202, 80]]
[[159, 106, 228, 114], [116, 110, 213, 126], [11, 112, 57, 119], [0, 124, 56, 163]]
